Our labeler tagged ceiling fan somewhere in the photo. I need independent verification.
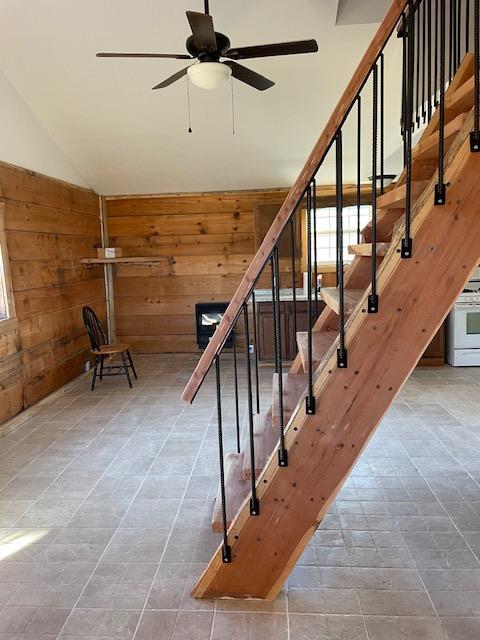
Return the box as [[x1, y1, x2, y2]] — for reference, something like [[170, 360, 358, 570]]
[[97, 1, 318, 91]]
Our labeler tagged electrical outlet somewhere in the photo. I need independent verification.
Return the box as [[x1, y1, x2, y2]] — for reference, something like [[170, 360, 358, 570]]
[[84, 360, 91, 372], [249, 344, 255, 354]]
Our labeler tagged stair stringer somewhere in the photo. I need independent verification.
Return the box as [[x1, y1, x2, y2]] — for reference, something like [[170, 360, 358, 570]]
[[192, 114, 480, 601]]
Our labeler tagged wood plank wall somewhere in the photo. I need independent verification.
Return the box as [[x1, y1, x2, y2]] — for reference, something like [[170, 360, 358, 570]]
[[106, 190, 290, 353], [0, 160, 103, 423]]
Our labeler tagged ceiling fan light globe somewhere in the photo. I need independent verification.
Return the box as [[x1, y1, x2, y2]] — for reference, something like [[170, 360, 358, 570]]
[[187, 62, 231, 89]]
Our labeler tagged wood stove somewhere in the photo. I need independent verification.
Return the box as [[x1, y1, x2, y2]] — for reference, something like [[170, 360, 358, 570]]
[[195, 302, 233, 350]]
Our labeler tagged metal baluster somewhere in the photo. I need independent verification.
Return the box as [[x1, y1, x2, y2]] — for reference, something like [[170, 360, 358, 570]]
[[251, 290, 260, 414], [306, 184, 316, 414], [215, 354, 232, 563], [290, 217, 298, 342], [401, 12, 408, 165], [466, 0, 470, 53], [272, 246, 288, 467], [380, 54, 385, 194], [422, 0, 427, 122], [402, 0, 415, 256], [243, 302, 259, 516], [435, 0, 440, 106], [336, 131, 348, 369], [357, 96, 362, 243], [435, 0, 448, 202], [428, 0, 433, 120], [450, 0, 454, 79], [415, 6, 421, 126], [458, 0, 463, 64], [232, 329, 240, 454], [471, 0, 480, 151], [313, 179, 319, 318], [453, 0, 458, 73], [369, 64, 379, 313]]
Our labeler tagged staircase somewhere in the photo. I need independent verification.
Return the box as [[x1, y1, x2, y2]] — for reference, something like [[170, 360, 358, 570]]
[[182, 0, 480, 600]]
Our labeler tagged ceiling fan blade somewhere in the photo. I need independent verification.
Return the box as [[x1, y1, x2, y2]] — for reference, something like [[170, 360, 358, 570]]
[[97, 52, 192, 59], [225, 39, 318, 60], [152, 66, 190, 89], [224, 61, 274, 91], [186, 11, 217, 51]]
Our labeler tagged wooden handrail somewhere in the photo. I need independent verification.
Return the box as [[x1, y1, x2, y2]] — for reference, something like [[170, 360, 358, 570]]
[[182, 0, 408, 404]]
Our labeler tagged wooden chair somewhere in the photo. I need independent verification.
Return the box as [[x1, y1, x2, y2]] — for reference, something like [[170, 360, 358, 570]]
[[82, 306, 137, 390]]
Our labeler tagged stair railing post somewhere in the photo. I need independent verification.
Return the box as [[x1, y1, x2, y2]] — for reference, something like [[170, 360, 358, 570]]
[[312, 178, 319, 318], [402, 0, 415, 257], [471, 0, 480, 151], [215, 354, 232, 563], [435, 0, 448, 202], [305, 183, 316, 414], [356, 96, 362, 243], [336, 131, 348, 369], [251, 290, 260, 414], [232, 328, 241, 454], [243, 302, 259, 516], [272, 246, 288, 467], [369, 63, 379, 313], [290, 217, 298, 342]]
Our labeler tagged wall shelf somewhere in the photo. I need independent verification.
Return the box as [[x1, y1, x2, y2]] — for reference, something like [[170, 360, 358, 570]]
[[81, 257, 167, 266]]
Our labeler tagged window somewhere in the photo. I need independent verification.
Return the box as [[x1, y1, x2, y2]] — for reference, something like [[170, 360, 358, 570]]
[[0, 208, 13, 322], [312, 205, 372, 265]]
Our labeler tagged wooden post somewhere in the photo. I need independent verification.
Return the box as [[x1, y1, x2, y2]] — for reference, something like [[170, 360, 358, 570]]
[[99, 196, 116, 342]]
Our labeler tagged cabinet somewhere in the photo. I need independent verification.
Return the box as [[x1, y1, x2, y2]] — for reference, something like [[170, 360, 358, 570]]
[[256, 300, 326, 361]]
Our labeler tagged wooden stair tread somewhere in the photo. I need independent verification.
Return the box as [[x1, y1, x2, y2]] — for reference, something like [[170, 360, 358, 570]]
[[348, 242, 390, 257], [212, 452, 249, 534], [320, 288, 363, 316], [363, 209, 404, 243], [413, 113, 468, 162], [296, 330, 338, 372], [242, 414, 279, 480], [272, 372, 307, 429], [376, 181, 428, 210]]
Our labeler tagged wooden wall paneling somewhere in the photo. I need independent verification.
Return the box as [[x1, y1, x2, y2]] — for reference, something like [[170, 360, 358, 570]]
[[107, 190, 289, 353], [0, 161, 103, 425]]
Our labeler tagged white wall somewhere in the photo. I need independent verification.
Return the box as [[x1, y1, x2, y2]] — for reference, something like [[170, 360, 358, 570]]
[[0, 69, 88, 187]]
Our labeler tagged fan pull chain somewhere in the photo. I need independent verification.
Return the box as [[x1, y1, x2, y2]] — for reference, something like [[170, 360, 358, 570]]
[[187, 74, 193, 134], [231, 76, 236, 135]]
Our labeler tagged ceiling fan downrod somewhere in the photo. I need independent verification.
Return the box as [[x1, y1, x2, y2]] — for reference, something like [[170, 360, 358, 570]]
[[204, 0, 209, 15]]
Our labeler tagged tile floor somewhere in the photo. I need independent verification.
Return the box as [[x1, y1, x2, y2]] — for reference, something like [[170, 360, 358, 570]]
[[0, 355, 479, 638]]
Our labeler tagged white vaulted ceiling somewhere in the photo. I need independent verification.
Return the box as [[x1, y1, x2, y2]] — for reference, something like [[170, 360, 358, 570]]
[[0, 0, 399, 194]]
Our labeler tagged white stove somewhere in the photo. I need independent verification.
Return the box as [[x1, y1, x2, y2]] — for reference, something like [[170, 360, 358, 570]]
[[447, 268, 480, 366]]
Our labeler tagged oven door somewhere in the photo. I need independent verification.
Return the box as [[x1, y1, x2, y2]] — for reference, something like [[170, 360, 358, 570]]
[[451, 303, 480, 349]]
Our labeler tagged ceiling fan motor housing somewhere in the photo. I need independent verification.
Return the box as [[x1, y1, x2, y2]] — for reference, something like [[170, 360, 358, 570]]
[[186, 32, 231, 61]]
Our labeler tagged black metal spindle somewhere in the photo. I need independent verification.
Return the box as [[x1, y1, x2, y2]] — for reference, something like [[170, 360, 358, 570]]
[[232, 329, 240, 454], [422, 0, 427, 122], [402, 0, 415, 257], [290, 217, 298, 341], [458, 0, 463, 64], [357, 96, 362, 242], [380, 54, 385, 194], [435, 0, 440, 106], [427, 0, 433, 120], [215, 354, 232, 563], [369, 64, 379, 313], [251, 290, 260, 414], [336, 131, 347, 368], [415, 6, 421, 126], [243, 302, 259, 516], [450, 0, 454, 79], [312, 179, 319, 318], [471, 0, 480, 151], [401, 12, 408, 165], [272, 246, 288, 467], [306, 183, 315, 414], [435, 0, 448, 202], [466, 0, 470, 53]]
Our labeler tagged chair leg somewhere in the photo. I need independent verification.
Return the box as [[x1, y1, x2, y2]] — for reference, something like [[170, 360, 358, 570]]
[[121, 352, 133, 389], [99, 355, 105, 380], [126, 350, 138, 379], [91, 356, 99, 391]]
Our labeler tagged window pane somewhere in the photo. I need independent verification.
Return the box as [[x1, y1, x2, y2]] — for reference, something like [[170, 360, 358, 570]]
[[312, 204, 372, 265]]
